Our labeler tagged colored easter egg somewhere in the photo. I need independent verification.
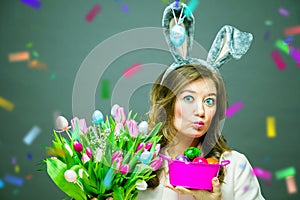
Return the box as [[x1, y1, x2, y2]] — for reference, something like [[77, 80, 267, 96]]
[[170, 24, 186, 47], [175, 154, 190, 162], [206, 157, 218, 164], [192, 156, 208, 164], [92, 110, 104, 124], [184, 147, 201, 161]]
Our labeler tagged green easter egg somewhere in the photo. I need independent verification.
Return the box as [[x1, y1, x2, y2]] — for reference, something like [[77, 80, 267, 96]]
[[184, 147, 201, 161]]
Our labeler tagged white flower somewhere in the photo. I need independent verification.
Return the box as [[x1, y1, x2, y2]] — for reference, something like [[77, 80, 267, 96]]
[[64, 169, 77, 182], [78, 168, 89, 178], [136, 180, 147, 190], [82, 153, 90, 163], [95, 148, 103, 162]]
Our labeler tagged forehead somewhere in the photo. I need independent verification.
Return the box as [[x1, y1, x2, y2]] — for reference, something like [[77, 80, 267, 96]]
[[179, 78, 217, 94]]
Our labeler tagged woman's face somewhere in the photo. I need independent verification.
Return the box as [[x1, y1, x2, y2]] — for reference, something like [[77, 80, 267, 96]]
[[173, 78, 217, 138]]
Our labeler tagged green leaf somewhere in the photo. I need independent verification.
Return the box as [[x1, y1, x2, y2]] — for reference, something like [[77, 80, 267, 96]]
[[142, 122, 162, 142], [46, 158, 87, 200]]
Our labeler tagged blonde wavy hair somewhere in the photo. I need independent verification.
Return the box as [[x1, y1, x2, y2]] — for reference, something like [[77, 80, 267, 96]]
[[147, 64, 231, 188]]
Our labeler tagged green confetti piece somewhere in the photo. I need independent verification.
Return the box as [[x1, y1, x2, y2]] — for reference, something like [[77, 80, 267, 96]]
[[50, 73, 56, 80], [275, 167, 296, 180], [101, 79, 110, 99], [264, 20, 273, 26], [26, 42, 33, 48], [32, 50, 39, 58], [275, 39, 289, 54]]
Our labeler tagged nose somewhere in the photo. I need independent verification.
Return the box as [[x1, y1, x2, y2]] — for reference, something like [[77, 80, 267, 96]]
[[194, 102, 205, 116]]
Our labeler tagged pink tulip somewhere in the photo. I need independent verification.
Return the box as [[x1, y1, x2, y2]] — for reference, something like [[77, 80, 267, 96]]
[[64, 169, 77, 182], [119, 164, 130, 174], [111, 151, 123, 163], [136, 142, 145, 152], [82, 153, 90, 163], [114, 123, 124, 136], [150, 157, 163, 170], [145, 142, 153, 150], [71, 117, 88, 134], [115, 106, 126, 124], [86, 147, 93, 158], [73, 140, 83, 152], [126, 120, 139, 138]]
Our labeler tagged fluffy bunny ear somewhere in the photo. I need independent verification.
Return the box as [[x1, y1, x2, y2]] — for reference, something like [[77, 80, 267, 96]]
[[162, 2, 194, 63], [206, 25, 254, 68]]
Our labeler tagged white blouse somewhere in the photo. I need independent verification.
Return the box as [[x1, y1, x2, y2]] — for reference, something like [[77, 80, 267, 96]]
[[138, 150, 265, 200]]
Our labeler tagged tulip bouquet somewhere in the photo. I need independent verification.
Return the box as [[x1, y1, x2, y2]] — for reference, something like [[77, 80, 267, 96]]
[[41, 105, 163, 200]]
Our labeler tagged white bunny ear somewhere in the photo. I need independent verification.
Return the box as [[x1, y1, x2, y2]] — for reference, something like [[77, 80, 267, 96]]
[[162, 2, 194, 63], [206, 25, 254, 68]]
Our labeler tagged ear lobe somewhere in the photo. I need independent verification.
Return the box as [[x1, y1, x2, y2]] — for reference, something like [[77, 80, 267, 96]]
[[206, 25, 254, 68]]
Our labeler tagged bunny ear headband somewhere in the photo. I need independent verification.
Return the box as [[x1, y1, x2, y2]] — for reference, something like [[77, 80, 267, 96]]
[[161, 1, 254, 82]]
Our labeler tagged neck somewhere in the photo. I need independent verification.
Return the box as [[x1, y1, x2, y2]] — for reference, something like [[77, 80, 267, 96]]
[[167, 134, 201, 158]]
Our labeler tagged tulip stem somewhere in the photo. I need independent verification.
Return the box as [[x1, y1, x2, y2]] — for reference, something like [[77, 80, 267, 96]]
[[65, 129, 72, 140]]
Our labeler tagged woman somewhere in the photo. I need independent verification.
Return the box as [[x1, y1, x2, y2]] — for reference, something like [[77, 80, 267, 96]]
[[137, 1, 265, 199], [137, 64, 265, 200]]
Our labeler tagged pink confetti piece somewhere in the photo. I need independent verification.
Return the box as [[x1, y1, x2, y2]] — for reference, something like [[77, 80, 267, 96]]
[[286, 176, 297, 194], [20, 0, 41, 9], [252, 167, 272, 181], [85, 4, 101, 22], [284, 25, 300, 36], [271, 50, 286, 70], [225, 101, 244, 118], [278, 7, 289, 16], [123, 63, 142, 78]]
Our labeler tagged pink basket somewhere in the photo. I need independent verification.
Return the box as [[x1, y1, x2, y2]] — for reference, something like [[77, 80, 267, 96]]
[[159, 153, 230, 190]]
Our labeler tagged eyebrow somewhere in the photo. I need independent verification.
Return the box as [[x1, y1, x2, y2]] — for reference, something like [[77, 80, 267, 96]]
[[180, 90, 217, 96]]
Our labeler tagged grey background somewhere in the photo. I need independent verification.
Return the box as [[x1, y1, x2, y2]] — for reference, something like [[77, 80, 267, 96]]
[[0, 0, 299, 199]]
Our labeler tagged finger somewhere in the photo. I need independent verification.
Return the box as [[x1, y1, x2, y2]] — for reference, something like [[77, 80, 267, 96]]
[[164, 183, 175, 190], [212, 177, 221, 193], [174, 186, 194, 195]]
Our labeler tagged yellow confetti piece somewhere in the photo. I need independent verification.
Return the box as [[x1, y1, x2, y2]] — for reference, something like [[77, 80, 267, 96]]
[[14, 165, 20, 173], [0, 96, 14, 111], [28, 59, 47, 70], [286, 176, 297, 194], [8, 51, 30, 62], [266, 116, 276, 138]]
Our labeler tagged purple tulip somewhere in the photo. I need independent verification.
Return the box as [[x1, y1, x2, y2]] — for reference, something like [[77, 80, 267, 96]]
[[136, 142, 145, 152], [119, 164, 130, 174], [86, 147, 93, 158], [115, 106, 126, 124], [150, 157, 163, 170], [114, 157, 123, 170], [126, 120, 139, 138], [145, 142, 152, 150], [73, 140, 83, 152]]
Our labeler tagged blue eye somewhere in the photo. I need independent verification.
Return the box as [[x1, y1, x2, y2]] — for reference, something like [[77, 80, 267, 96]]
[[205, 98, 215, 106], [184, 95, 194, 103]]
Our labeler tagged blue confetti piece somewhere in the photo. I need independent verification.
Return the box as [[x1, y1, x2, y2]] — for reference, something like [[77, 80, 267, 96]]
[[4, 174, 24, 187], [120, 3, 129, 13], [23, 125, 41, 145], [0, 179, 4, 189], [20, 0, 41, 9]]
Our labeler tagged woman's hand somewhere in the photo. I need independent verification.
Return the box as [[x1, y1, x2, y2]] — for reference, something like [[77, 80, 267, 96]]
[[165, 177, 222, 200]]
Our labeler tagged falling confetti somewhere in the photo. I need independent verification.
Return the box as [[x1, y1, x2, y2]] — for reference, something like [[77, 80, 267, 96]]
[[23, 125, 41, 145], [278, 8, 289, 16], [225, 101, 244, 118], [284, 25, 300, 36], [0, 96, 14, 111], [266, 116, 276, 138], [20, 0, 41, 9], [275, 39, 289, 54], [275, 167, 296, 180], [85, 4, 101, 22], [101, 79, 110, 99], [123, 63, 142, 78], [120, 3, 129, 13], [286, 176, 297, 194], [8, 51, 30, 62], [4, 174, 24, 187], [252, 167, 272, 181], [271, 50, 286, 70]]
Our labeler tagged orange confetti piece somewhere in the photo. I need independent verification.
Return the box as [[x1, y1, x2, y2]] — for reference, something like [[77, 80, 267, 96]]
[[8, 51, 30, 62], [286, 176, 297, 194], [28, 59, 47, 69]]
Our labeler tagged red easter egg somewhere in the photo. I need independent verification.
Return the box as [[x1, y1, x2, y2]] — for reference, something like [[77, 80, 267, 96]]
[[192, 156, 208, 164]]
